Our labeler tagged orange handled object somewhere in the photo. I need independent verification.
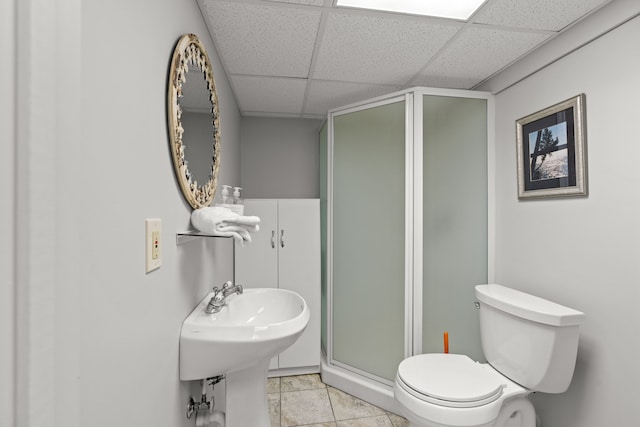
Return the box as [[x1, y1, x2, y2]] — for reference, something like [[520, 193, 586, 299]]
[[444, 332, 449, 354]]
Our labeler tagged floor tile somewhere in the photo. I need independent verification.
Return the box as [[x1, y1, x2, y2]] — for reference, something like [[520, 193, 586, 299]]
[[387, 412, 410, 427], [327, 387, 386, 420], [268, 377, 281, 394], [268, 393, 281, 427], [266, 375, 409, 427], [281, 389, 334, 427], [281, 373, 326, 392], [336, 415, 393, 426]]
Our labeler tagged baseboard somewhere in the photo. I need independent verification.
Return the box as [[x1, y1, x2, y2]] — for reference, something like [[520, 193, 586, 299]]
[[268, 365, 320, 378]]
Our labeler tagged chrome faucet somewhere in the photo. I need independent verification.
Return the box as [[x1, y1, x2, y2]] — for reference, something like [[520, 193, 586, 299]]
[[205, 281, 243, 314]]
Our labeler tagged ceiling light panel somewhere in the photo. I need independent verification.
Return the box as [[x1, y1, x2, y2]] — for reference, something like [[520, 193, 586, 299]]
[[335, 0, 486, 20]]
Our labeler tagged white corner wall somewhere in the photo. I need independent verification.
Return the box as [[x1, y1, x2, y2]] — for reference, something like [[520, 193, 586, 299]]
[[44, 1, 240, 426], [488, 11, 640, 427], [240, 117, 323, 198], [0, 0, 16, 424]]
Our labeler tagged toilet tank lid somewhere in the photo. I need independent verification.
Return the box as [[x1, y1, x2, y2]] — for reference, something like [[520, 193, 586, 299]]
[[475, 284, 585, 326]]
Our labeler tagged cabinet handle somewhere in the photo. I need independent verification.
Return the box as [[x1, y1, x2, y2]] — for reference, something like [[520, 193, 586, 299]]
[[280, 229, 285, 248], [271, 230, 276, 249]]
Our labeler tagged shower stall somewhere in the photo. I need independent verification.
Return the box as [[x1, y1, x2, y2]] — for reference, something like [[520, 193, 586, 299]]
[[320, 87, 494, 411]]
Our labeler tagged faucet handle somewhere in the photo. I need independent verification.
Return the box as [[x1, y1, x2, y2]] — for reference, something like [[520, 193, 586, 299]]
[[221, 281, 233, 290]]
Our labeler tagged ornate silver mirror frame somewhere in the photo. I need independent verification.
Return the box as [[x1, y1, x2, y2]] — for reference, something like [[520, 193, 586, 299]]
[[168, 33, 220, 209]]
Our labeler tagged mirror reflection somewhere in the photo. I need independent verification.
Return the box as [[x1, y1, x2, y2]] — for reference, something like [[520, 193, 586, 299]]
[[180, 63, 216, 187]]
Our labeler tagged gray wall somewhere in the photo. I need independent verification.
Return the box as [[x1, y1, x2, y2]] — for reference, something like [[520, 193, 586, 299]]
[[5, 0, 241, 426], [482, 6, 640, 427], [75, 3, 241, 426], [240, 117, 323, 198]]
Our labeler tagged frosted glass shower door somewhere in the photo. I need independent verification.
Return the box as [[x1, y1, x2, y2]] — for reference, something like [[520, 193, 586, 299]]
[[331, 98, 407, 383], [421, 95, 488, 360]]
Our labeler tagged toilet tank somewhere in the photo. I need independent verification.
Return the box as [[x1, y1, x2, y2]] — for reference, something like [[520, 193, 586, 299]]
[[475, 284, 584, 393]]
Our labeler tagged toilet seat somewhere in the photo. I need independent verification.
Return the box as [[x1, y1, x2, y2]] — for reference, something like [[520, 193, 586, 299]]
[[397, 354, 505, 408]]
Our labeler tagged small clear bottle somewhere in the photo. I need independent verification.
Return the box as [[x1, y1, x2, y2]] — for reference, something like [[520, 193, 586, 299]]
[[231, 187, 244, 215], [214, 185, 233, 208]]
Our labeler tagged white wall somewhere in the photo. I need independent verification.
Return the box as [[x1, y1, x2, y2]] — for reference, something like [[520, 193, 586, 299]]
[[240, 117, 323, 198], [487, 10, 640, 427], [49, 1, 240, 426], [7, 1, 80, 425], [0, 0, 16, 425]]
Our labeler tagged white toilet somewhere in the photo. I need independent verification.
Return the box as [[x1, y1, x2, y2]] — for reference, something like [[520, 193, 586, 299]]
[[394, 284, 584, 427]]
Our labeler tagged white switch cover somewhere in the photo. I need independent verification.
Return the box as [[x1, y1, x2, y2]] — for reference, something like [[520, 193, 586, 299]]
[[145, 218, 161, 273]]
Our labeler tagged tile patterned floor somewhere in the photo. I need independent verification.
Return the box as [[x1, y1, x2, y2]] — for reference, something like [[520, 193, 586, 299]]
[[267, 374, 410, 427]]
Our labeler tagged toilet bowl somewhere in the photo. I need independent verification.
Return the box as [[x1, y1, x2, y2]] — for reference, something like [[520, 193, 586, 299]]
[[393, 284, 584, 427], [394, 354, 532, 427]]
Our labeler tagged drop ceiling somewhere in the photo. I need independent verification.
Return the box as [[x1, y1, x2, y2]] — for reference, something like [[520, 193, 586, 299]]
[[197, 0, 612, 119]]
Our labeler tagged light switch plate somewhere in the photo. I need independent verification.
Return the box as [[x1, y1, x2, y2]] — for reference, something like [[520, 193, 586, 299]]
[[145, 218, 161, 273]]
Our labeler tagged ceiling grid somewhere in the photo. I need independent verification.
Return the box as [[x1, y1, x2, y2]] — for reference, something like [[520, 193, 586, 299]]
[[197, 0, 613, 118]]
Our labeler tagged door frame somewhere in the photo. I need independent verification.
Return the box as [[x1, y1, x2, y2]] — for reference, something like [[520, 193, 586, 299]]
[[327, 92, 414, 386]]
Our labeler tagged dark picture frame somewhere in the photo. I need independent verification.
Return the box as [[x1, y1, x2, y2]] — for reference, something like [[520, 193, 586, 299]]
[[516, 94, 587, 199]]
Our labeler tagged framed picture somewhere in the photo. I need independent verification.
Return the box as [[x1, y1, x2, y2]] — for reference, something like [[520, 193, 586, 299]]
[[516, 94, 587, 199]]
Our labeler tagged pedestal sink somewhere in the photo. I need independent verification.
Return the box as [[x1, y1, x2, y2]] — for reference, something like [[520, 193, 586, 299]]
[[180, 288, 310, 426]]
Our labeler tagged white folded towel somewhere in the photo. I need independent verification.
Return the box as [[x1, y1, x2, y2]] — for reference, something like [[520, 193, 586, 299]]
[[221, 215, 260, 227], [191, 207, 261, 245], [217, 223, 260, 233]]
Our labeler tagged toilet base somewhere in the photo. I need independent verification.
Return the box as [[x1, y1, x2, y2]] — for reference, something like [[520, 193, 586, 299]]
[[403, 415, 493, 427], [399, 397, 535, 427]]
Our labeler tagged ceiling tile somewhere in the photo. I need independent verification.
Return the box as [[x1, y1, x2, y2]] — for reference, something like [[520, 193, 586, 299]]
[[474, 0, 611, 31], [231, 76, 308, 114], [305, 80, 401, 114], [412, 26, 551, 89], [201, 0, 322, 77], [313, 12, 462, 85], [264, 0, 325, 5], [197, 0, 613, 117]]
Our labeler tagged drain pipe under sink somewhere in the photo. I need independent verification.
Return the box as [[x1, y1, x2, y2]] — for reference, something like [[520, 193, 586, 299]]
[[194, 377, 225, 427], [195, 410, 225, 427]]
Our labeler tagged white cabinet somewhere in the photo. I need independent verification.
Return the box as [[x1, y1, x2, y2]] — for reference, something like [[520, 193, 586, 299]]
[[235, 199, 320, 372]]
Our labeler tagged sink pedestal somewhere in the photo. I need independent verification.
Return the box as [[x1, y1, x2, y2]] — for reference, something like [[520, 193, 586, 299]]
[[225, 359, 271, 427]]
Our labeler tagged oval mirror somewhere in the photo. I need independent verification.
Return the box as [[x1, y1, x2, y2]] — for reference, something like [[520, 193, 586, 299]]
[[168, 34, 220, 209]]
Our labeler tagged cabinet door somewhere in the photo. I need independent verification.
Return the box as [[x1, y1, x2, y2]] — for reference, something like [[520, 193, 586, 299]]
[[234, 199, 278, 289], [234, 200, 280, 370], [277, 199, 321, 368]]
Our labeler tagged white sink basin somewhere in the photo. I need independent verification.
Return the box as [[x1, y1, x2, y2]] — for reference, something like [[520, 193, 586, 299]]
[[179, 287, 310, 381]]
